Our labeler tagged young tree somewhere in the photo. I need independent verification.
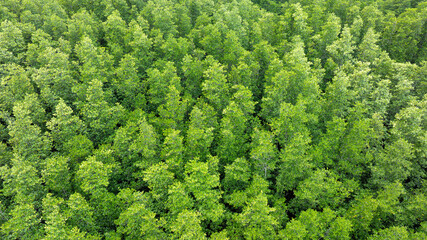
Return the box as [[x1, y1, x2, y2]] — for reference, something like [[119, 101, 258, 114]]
[[143, 162, 175, 204], [157, 85, 188, 131], [235, 191, 278, 240], [47, 99, 85, 152], [66, 193, 98, 235], [103, 10, 128, 62], [0, 63, 34, 112], [170, 210, 206, 240], [0, 199, 44, 239], [184, 157, 224, 223], [116, 200, 165, 239], [74, 79, 124, 145], [276, 133, 313, 194], [42, 155, 71, 197], [161, 129, 185, 176], [113, 54, 145, 110], [250, 128, 277, 178], [293, 169, 355, 211], [0, 20, 25, 64], [146, 61, 181, 111], [185, 106, 215, 161], [202, 59, 230, 113]]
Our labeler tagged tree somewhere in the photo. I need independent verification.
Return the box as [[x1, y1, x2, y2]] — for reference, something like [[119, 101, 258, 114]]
[[161, 129, 185, 176], [235, 191, 278, 240], [202, 59, 230, 113], [76, 156, 112, 195], [116, 201, 165, 239], [311, 13, 341, 61], [271, 100, 312, 147], [47, 99, 85, 152], [185, 106, 214, 161], [280, 208, 352, 240], [0, 63, 34, 112], [326, 25, 355, 66], [290, 3, 312, 41], [217, 100, 249, 165], [42, 155, 71, 197], [74, 35, 114, 91], [170, 210, 206, 240], [0, 200, 44, 239], [0, 20, 25, 64], [167, 182, 194, 219], [127, 18, 153, 74], [66, 193, 97, 235], [182, 53, 205, 98], [65, 9, 101, 47], [368, 226, 410, 240], [222, 157, 251, 194], [184, 157, 224, 223], [157, 85, 188, 131], [293, 169, 356, 211], [357, 28, 381, 62], [42, 194, 68, 240], [7, 96, 50, 168], [113, 54, 145, 110], [103, 10, 127, 62], [143, 162, 175, 204], [250, 128, 276, 178], [74, 79, 124, 145], [276, 132, 313, 194], [146, 61, 181, 111], [199, 23, 225, 60], [370, 139, 413, 187]]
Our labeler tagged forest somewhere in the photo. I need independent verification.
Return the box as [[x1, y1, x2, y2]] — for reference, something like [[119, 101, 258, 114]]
[[0, 0, 426, 239]]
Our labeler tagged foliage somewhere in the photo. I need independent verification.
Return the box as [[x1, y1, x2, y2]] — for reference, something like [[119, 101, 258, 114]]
[[0, 0, 425, 238]]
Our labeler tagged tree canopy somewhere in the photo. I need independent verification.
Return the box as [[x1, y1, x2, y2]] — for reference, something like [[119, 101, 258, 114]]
[[0, 0, 426, 239]]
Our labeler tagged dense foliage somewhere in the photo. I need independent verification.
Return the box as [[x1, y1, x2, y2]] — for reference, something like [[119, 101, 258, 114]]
[[0, 0, 426, 239]]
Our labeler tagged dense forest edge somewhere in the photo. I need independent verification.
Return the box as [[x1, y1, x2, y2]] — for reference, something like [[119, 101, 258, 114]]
[[0, 0, 426, 239]]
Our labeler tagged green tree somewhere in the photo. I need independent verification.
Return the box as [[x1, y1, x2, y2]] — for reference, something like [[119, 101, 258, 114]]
[[42, 155, 71, 197], [185, 106, 215, 161], [202, 59, 230, 113], [276, 132, 313, 194], [161, 129, 185, 176], [0, 200, 43, 239], [74, 79, 124, 145], [280, 208, 352, 240], [7, 96, 50, 167], [65, 9, 101, 47], [293, 169, 356, 211], [103, 10, 128, 62], [357, 28, 381, 62], [0, 20, 25, 64], [250, 128, 276, 178], [156, 85, 188, 131], [47, 99, 85, 152], [326, 25, 355, 66], [370, 139, 413, 187], [66, 193, 98, 235], [127, 18, 153, 74], [74, 35, 114, 86], [116, 200, 165, 239], [146, 61, 181, 111], [76, 156, 112, 195], [170, 210, 206, 240], [143, 162, 175, 204], [113, 54, 145, 110], [42, 194, 69, 240], [0, 63, 34, 112], [235, 191, 278, 240], [184, 157, 224, 223]]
